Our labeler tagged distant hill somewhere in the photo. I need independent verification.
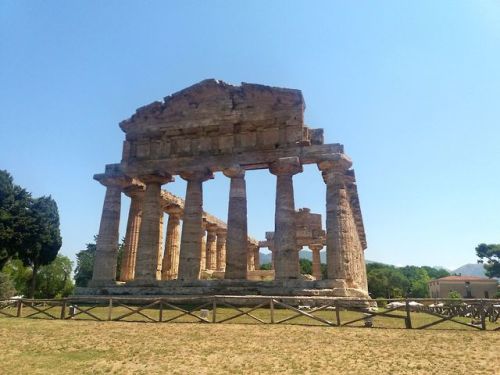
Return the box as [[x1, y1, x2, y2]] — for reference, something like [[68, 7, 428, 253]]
[[451, 263, 487, 277]]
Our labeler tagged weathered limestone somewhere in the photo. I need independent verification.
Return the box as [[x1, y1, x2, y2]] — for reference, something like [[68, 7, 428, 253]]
[[134, 173, 172, 282], [156, 214, 164, 280], [223, 166, 248, 279], [161, 208, 182, 280], [205, 223, 218, 270], [90, 174, 129, 285], [310, 244, 323, 280], [270, 157, 302, 280], [216, 229, 227, 271], [247, 242, 257, 272], [200, 223, 207, 270], [120, 185, 144, 281], [177, 170, 213, 280], [86, 80, 369, 298], [253, 246, 260, 270], [318, 154, 366, 288]]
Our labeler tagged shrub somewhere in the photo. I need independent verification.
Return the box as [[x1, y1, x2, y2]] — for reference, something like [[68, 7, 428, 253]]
[[0, 272, 16, 299]]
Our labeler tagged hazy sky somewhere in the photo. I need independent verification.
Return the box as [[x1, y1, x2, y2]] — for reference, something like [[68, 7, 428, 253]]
[[2, 1, 500, 270]]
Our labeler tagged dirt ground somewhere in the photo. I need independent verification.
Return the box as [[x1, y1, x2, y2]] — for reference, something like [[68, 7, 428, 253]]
[[0, 318, 498, 374]]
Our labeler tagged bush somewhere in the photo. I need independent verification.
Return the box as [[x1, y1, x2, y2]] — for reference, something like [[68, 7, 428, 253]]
[[447, 290, 462, 299], [0, 272, 16, 299]]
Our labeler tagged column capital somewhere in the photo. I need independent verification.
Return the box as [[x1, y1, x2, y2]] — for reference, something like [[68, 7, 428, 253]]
[[216, 228, 227, 237], [165, 205, 183, 218], [309, 244, 324, 251], [94, 174, 132, 188], [317, 153, 352, 173], [180, 169, 214, 182], [123, 184, 146, 198], [269, 157, 303, 176], [139, 172, 173, 185], [223, 166, 245, 179], [206, 222, 219, 233]]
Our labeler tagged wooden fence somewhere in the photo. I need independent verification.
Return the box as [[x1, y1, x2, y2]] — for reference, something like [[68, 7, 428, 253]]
[[0, 296, 499, 331]]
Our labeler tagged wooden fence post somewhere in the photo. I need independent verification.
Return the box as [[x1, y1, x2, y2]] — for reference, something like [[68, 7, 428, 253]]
[[159, 299, 163, 323], [212, 297, 217, 323], [16, 299, 23, 318], [480, 300, 486, 331], [107, 298, 113, 321], [335, 300, 341, 327], [270, 298, 275, 324], [60, 299, 67, 320], [405, 299, 412, 329]]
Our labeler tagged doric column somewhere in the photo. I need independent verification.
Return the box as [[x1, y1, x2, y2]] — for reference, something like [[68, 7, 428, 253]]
[[223, 166, 248, 279], [247, 242, 256, 271], [156, 213, 164, 280], [120, 185, 145, 281], [216, 229, 227, 271], [200, 222, 207, 271], [318, 153, 362, 287], [177, 170, 213, 280], [161, 208, 182, 280], [268, 244, 275, 270], [254, 246, 260, 270], [205, 223, 218, 270], [91, 175, 128, 285], [134, 173, 172, 282], [269, 157, 303, 280], [310, 244, 323, 280]]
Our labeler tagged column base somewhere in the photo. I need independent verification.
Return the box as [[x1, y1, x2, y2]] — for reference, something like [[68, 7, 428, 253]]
[[87, 280, 124, 288], [76, 278, 370, 299]]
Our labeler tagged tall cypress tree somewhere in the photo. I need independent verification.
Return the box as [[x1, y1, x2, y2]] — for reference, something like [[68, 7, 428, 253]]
[[0, 170, 33, 269]]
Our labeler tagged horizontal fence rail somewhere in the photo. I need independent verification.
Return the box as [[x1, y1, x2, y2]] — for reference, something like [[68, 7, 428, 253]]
[[1, 296, 499, 331]]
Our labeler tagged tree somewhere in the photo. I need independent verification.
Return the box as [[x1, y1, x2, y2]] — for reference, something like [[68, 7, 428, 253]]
[[35, 255, 74, 298], [74, 242, 96, 287], [74, 238, 124, 287], [1, 259, 32, 295], [299, 258, 312, 274], [0, 271, 16, 299], [2, 256, 73, 298], [18, 196, 62, 298], [0, 170, 33, 269], [367, 263, 410, 298], [475, 243, 500, 278]]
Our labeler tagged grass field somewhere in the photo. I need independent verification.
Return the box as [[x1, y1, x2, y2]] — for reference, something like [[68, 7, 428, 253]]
[[0, 316, 498, 374]]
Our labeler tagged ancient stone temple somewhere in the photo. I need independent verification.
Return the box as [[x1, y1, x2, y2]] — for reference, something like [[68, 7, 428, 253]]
[[81, 79, 369, 297]]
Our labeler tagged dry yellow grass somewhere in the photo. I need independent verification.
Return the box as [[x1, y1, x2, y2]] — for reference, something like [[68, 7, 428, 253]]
[[0, 317, 498, 374]]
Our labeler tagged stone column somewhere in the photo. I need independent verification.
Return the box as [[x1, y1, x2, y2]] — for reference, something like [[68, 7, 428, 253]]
[[310, 244, 323, 280], [205, 223, 218, 270], [156, 214, 164, 280], [268, 245, 275, 270], [177, 170, 213, 280], [223, 166, 248, 279], [134, 173, 172, 282], [200, 223, 207, 271], [216, 229, 227, 271], [318, 154, 361, 287], [270, 157, 302, 280], [246, 243, 256, 272], [91, 177, 127, 285], [120, 185, 145, 282], [254, 246, 260, 270], [161, 208, 182, 280]]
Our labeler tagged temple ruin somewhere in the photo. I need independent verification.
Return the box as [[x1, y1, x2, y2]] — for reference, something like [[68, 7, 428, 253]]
[[80, 79, 369, 297]]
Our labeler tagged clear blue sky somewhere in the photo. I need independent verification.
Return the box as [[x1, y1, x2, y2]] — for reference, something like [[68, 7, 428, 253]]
[[1, 1, 499, 270]]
